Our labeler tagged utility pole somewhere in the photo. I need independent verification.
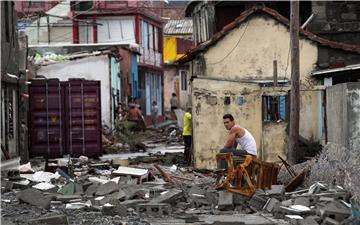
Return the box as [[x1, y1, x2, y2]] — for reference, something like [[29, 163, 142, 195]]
[[288, 0, 300, 164]]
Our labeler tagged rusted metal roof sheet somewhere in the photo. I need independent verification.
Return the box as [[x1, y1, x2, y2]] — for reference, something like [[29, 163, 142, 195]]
[[164, 19, 193, 35], [177, 5, 360, 64]]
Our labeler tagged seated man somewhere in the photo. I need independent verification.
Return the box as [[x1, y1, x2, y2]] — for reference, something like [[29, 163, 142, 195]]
[[220, 114, 257, 157]]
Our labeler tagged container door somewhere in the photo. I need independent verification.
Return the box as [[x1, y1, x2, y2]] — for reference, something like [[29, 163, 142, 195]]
[[65, 80, 102, 157], [28, 79, 65, 158]]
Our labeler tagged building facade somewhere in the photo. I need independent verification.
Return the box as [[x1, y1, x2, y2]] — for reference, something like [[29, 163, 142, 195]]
[[179, 5, 360, 169], [163, 19, 193, 111], [1, 1, 20, 159]]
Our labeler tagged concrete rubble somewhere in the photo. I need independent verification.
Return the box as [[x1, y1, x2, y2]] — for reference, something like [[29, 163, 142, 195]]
[[2, 144, 360, 225]]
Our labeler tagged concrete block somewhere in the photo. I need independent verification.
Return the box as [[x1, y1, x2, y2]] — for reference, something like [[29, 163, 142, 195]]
[[218, 191, 233, 209], [84, 183, 99, 197], [264, 198, 280, 213], [294, 197, 311, 207], [249, 195, 268, 211], [17, 188, 51, 209], [298, 217, 319, 225], [151, 189, 183, 204], [56, 195, 82, 203], [136, 203, 171, 216], [28, 214, 68, 225], [266, 185, 285, 197], [102, 204, 127, 217], [108, 190, 126, 201], [321, 201, 351, 222], [95, 181, 118, 196], [58, 182, 75, 195], [233, 193, 250, 206], [322, 217, 340, 225], [120, 199, 148, 209]]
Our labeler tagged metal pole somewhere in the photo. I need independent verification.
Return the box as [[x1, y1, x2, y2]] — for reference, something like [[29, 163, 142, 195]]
[[288, 0, 300, 164]]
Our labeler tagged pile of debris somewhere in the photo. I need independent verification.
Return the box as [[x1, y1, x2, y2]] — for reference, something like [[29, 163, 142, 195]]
[[103, 120, 183, 154]]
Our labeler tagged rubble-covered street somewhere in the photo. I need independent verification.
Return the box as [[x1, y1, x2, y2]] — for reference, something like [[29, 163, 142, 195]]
[[2, 125, 360, 225], [2, 0, 360, 225]]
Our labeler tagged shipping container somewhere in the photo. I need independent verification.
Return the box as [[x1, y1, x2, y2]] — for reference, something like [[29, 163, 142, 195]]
[[28, 79, 102, 158], [29, 79, 66, 158], [65, 79, 102, 157]]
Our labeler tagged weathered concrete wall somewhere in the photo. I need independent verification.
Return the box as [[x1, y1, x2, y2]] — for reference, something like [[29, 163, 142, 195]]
[[164, 66, 178, 111], [326, 82, 360, 152], [164, 65, 191, 111], [347, 83, 360, 152], [300, 90, 324, 142], [192, 78, 291, 169], [262, 123, 287, 162], [203, 15, 318, 81], [37, 55, 112, 127]]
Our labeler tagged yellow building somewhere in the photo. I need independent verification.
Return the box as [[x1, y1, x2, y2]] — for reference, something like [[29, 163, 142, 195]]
[[163, 19, 192, 64], [163, 19, 193, 110]]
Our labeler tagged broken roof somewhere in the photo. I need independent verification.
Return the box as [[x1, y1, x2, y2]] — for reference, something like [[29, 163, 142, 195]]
[[177, 5, 360, 64], [164, 19, 193, 35]]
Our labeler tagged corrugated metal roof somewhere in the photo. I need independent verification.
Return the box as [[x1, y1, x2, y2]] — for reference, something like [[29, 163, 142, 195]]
[[164, 19, 193, 35]]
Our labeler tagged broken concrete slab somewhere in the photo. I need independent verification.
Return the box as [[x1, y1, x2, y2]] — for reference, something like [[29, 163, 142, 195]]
[[249, 195, 268, 211], [120, 199, 149, 209], [320, 201, 351, 222], [12, 179, 31, 190], [84, 183, 99, 197], [58, 182, 75, 195], [28, 214, 68, 225], [298, 217, 319, 225], [322, 217, 340, 225], [218, 191, 233, 210], [56, 195, 82, 203], [102, 204, 127, 217], [294, 196, 311, 207], [264, 198, 280, 213], [95, 181, 118, 196], [32, 182, 57, 192], [199, 214, 275, 225], [65, 201, 91, 210], [108, 190, 127, 201], [266, 185, 285, 200], [112, 166, 149, 183], [17, 188, 51, 209], [151, 189, 183, 204]]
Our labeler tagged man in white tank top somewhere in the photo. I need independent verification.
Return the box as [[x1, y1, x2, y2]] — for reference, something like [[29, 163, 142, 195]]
[[220, 114, 257, 157]]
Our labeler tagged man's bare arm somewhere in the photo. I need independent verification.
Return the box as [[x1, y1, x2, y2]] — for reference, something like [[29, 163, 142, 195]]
[[224, 128, 237, 148]]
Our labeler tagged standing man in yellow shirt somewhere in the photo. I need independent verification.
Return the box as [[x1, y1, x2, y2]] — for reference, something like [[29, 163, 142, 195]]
[[183, 107, 192, 165]]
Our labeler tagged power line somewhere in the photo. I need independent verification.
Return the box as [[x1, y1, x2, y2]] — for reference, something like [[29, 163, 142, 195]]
[[207, 20, 249, 65]]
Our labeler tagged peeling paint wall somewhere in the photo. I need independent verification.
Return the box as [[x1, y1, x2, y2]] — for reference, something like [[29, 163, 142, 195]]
[[202, 16, 318, 81], [262, 123, 287, 162]]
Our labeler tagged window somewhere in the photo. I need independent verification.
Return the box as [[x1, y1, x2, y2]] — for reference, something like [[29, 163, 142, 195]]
[[154, 27, 159, 51], [4, 1, 9, 42], [262, 95, 288, 122], [142, 21, 149, 49], [180, 70, 187, 91], [96, 17, 135, 43]]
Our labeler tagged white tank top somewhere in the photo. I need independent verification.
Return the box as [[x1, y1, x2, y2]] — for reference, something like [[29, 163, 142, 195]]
[[234, 125, 257, 156]]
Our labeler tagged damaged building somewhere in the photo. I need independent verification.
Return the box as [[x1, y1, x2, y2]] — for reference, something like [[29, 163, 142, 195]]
[[178, 4, 360, 169]]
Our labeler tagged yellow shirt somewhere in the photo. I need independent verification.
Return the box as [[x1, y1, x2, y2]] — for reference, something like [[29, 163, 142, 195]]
[[183, 112, 192, 136]]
